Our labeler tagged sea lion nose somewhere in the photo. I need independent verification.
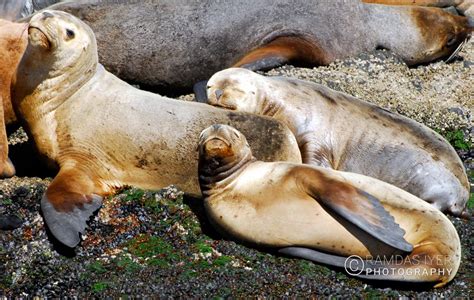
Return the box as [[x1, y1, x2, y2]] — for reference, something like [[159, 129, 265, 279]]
[[212, 124, 222, 131], [215, 89, 223, 101], [42, 12, 54, 20]]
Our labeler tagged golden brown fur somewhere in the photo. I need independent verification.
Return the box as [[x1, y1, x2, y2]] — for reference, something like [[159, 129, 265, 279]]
[[0, 19, 28, 177]]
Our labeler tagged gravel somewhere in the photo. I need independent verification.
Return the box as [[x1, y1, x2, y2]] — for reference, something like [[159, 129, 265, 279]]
[[0, 40, 472, 297]]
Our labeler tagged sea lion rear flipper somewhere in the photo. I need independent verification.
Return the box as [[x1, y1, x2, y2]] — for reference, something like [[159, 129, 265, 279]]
[[233, 36, 329, 71], [41, 168, 103, 248], [299, 168, 413, 254], [279, 247, 348, 268]]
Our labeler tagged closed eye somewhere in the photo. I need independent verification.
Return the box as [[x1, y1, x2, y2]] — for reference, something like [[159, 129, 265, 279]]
[[446, 36, 456, 47]]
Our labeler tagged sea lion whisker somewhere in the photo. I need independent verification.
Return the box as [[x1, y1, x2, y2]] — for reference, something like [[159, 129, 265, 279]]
[[445, 38, 467, 63]]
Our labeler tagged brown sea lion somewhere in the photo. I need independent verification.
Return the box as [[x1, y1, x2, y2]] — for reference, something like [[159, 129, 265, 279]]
[[12, 11, 301, 247], [32, 0, 473, 93], [362, 0, 474, 25], [0, 19, 28, 177], [201, 68, 470, 216], [198, 124, 461, 288]]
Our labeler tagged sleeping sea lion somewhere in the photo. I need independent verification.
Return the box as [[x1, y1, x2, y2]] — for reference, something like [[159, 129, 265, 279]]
[[12, 10, 301, 247], [198, 124, 461, 288], [201, 68, 470, 216], [32, 0, 473, 93], [362, 0, 474, 25]]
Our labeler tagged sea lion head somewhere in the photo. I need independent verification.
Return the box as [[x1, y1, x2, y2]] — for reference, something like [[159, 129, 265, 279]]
[[198, 124, 254, 181], [205, 68, 265, 115], [15, 10, 98, 102], [389, 8, 471, 65]]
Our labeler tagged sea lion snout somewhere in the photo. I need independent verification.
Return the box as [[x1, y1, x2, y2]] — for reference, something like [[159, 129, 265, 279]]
[[199, 124, 251, 160], [207, 68, 263, 113], [203, 138, 233, 158], [215, 89, 224, 101], [199, 124, 236, 159]]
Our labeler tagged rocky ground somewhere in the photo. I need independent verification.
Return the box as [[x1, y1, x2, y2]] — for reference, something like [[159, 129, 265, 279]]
[[0, 40, 472, 297]]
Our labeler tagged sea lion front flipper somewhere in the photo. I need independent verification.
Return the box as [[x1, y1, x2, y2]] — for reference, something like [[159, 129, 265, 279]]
[[233, 36, 329, 71], [1, 157, 15, 178], [299, 168, 413, 254], [41, 168, 103, 248]]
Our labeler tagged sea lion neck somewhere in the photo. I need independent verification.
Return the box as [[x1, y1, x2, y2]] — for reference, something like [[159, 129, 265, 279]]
[[14, 52, 98, 122], [199, 150, 255, 194], [264, 78, 315, 137]]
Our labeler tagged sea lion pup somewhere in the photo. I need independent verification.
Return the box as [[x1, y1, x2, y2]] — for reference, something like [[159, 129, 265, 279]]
[[198, 124, 461, 288], [12, 11, 301, 248], [35, 0, 472, 92], [0, 19, 29, 177], [202, 68, 470, 216]]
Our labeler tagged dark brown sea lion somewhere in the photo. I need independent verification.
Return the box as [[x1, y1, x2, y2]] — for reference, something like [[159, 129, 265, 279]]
[[362, 0, 474, 25], [198, 124, 461, 288], [12, 11, 301, 247]]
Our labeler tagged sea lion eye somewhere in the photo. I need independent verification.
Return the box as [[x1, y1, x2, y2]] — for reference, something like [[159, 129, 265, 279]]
[[446, 36, 456, 47], [66, 29, 75, 39]]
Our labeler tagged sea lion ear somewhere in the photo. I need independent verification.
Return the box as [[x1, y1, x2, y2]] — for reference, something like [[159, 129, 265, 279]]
[[41, 167, 103, 248], [299, 167, 413, 255]]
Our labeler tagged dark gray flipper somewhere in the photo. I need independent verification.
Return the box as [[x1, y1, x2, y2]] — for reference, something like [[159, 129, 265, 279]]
[[194, 80, 209, 103], [0, 214, 23, 230], [299, 167, 413, 254], [239, 56, 288, 71], [279, 247, 348, 268], [41, 193, 102, 248], [279, 247, 435, 283]]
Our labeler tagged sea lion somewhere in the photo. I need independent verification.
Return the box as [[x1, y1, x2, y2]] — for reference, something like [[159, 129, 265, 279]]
[[198, 124, 461, 288], [0, 19, 29, 177], [201, 68, 470, 216], [12, 10, 301, 248], [31, 0, 472, 93], [362, 0, 474, 25]]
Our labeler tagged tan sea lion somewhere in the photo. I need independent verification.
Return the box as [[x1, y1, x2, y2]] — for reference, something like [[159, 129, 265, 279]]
[[198, 124, 461, 288], [12, 11, 301, 247], [0, 19, 28, 177], [30, 0, 473, 93], [201, 68, 470, 216]]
